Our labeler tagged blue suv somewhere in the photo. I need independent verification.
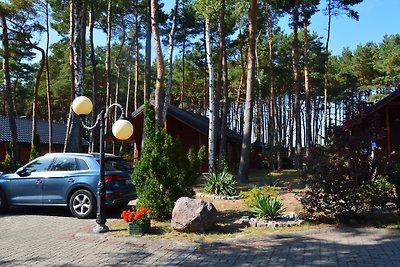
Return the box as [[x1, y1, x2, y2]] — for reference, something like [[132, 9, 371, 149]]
[[0, 153, 136, 219]]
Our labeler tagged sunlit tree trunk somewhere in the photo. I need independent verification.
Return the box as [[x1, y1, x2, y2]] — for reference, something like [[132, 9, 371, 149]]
[[162, 0, 179, 123], [65, 0, 86, 152], [88, 9, 98, 152], [64, 0, 75, 152], [126, 45, 133, 114], [45, 0, 52, 152], [144, 1, 151, 102], [134, 1, 140, 110], [205, 16, 216, 173], [255, 32, 263, 142], [233, 72, 244, 133], [114, 21, 126, 121], [1, 12, 19, 171], [238, 0, 256, 182], [302, 1, 311, 157], [180, 42, 186, 109], [292, 0, 302, 170], [31, 47, 45, 156], [323, 0, 332, 144], [105, 0, 112, 129], [219, 0, 229, 160], [150, 0, 165, 128], [265, 1, 279, 168]]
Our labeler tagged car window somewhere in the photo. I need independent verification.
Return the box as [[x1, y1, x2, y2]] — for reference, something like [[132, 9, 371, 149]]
[[50, 157, 77, 171], [76, 158, 89, 170], [24, 157, 53, 173], [102, 158, 133, 172]]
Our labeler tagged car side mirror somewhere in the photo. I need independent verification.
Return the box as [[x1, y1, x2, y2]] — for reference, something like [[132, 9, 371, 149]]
[[16, 167, 29, 177]]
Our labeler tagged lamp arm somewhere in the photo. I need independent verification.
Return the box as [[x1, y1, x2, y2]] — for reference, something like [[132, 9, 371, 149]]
[[78, 102, 126, 130], [80, 113, 102, 130], [104, 103, 126, 119]]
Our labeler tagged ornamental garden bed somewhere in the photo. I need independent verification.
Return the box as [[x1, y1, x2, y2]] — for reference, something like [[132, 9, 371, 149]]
[[109, 169, 318, 242], [108, 169, 400, 243]]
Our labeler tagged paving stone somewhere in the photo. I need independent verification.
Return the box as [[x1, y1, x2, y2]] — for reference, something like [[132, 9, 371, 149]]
[[2, 209, 400, 266]]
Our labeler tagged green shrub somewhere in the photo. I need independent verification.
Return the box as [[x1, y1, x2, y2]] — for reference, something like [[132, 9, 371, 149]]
[[133, 103, 205, 219], [215, 159, 230, 174], [240, 186, 280, 207], [204, 170, 237, 196], [365, 175, 395, 208], [252, 195, 286, 220]]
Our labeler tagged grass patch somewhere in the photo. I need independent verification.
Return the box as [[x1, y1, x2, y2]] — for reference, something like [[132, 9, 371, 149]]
[[108, 209, 319, 243], [236, 169, 303, 191]]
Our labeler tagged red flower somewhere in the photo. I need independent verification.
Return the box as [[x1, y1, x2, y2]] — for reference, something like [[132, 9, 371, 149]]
[[134, 212, 143, 220], [138, 207, 148, 214], [120, 206, 151, 225]]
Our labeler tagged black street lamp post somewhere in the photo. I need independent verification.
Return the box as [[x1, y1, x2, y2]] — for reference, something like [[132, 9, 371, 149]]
[[72, 96, 133, 233]]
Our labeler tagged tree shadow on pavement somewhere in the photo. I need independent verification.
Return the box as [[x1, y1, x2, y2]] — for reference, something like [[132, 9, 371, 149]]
[[178, 227, 400, 266]]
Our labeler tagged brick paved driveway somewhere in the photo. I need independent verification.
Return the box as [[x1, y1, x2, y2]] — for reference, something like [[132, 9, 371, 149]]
[[1, 207, 400, 266]]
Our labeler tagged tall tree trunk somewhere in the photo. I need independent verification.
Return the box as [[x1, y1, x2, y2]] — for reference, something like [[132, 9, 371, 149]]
[[180, 42, 186, 109], [323, 0, 332, 144], [150, 0, 165, 128], [287, 93, 294, 158], [313, 98, 319, 144], [265, 1, 278, 169], [1, 13, 19, 171], [205, 17, 216, 173], [114, 22, 126, 119], [233, 71, 244, 132], [45, 0, 52, 153], [89, 9, 98, 152], [292, 0, 302, 171], [214, 13, 222, 162], [203, 54, 207, 116], [144, 1, 151, 103], [105, 0, 112, 126], [162, 0, 179, 123], [31, 47, 45, 155], [238, 0, 256, 182], [219, 0, 229, 160], [113, 19, 126, 154], [134, 2, 139, 110], [302, 1, 311, 157], [64, 0, 75, 152], [126, 45, 133, 114], [255, 32, 263, 142], [65, 0, 86, 152]]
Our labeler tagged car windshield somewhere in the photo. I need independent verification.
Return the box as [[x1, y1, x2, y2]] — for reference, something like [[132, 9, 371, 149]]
[[102, 157, 133, 172]]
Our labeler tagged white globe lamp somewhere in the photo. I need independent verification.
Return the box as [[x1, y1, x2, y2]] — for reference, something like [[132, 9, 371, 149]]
[[112, 119, 134, 140], [72, 96, 93, 115]]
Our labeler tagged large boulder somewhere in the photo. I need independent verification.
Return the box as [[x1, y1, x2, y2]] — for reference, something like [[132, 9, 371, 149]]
[[171, 197, 217, 233]]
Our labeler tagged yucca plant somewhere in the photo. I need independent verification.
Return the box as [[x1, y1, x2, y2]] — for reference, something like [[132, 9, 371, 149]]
[[204, 170, 237, 196], [252, 194, 286, 220]]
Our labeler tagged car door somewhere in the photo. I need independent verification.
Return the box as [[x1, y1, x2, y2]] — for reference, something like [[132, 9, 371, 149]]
[[42, 156, 89, 205], [7, 157, 53, 205]]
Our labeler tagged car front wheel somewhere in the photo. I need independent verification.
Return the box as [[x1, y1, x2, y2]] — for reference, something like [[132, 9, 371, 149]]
[[69, 189, 96, 219]]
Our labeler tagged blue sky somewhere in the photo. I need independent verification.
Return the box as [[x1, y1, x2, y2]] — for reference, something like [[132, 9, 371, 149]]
[[38, 0, 398, 59], [280, 0, 399, 55], [159, 0, 399, 56]]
